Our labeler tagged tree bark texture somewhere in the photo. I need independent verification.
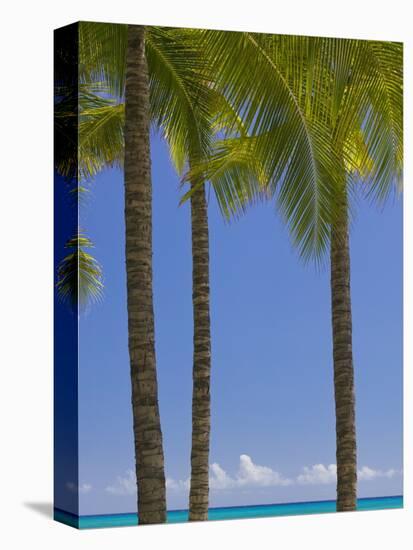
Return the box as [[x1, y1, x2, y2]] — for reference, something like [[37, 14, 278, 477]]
[[188, 180, 212, 521], [330, 192, 357, 512], [124, 24, 167, 525]]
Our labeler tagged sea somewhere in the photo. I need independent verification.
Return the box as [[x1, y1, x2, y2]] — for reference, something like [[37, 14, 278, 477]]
[[54, 495, 403, 529]]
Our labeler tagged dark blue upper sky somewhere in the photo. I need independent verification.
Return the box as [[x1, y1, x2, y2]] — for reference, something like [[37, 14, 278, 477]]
[[77, 131, 402, 515]]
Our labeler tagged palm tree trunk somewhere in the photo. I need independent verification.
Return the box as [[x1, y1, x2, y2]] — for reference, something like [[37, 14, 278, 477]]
[[189, 179, 212, 521], [330, 191, 357, 512], [124, 24, 166, 525]]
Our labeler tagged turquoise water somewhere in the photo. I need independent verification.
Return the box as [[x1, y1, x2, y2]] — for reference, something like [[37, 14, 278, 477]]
[[55, 495, 403, 529]]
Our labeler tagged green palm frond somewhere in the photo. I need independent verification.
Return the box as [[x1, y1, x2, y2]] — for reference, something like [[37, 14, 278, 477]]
[[266, 34, 402, 247], [357, 41, 403, 201], [181, 136, 268, 219], [186, 31, 402, 261], [69, 184, 91, 207], [73, 24, 402, 268], [56, 232, 103, 308], [78, 24, 216, 175], [55, 86, 124, 180], [79, 22, 127, 99], [146, 26, 215, 173], [54, 88, 78, 180], [183, 30, 339, 261], [210, 90, 249, 139], [79, 93, 125, 180]]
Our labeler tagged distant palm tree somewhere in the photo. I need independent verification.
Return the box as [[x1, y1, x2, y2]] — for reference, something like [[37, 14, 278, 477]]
[[56, 232, 103, 307], [54, 38, 105, 309], [191, 32, 402, 512]]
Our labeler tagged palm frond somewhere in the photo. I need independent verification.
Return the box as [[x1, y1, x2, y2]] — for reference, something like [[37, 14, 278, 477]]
[[181, 136, 268, 220], [79, 93, 125, 180], [357, 40, 403, 201], [192, 30, 339, 261], [146, 27, 214, 173], [54, 88, 78, 180], [56, 232, 103, 308], [183, 32, 402, 261], [79, 21, 127, 99], [70, 24, 402, 268]]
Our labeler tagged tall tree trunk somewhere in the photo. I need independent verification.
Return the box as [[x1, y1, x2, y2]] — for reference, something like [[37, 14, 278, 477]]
[[330, 191, 357, 512], [189, 180, 212, 521], [124, 24, 166, 525]]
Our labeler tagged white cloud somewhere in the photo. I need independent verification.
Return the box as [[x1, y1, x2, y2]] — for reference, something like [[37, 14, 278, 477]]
[[166, 476, 190, 491], [113, 455, 291, 494], [358, 466, 398, 481], [297, 464, 401, 485], [106, 459, 401, 496], [165, 476, 178, 490], [296, 464, 337, 485], [66, 481, 92, 494], [105, 469, 136, 495], [105, 471, 189, 496], [209, 462, 234, 489], [237, 454, 292, 487], [210, 454, 292, 489]]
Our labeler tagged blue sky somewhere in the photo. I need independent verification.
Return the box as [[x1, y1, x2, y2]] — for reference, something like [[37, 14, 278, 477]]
[[76, 131, 402, 515]]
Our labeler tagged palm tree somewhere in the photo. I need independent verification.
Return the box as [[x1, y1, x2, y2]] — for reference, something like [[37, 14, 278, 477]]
[[55, 22, 167, 524], [76, 22, 216, 522], [191, 32, 402, 511], [54, 32, 105, 310], [121, 24, 167, 525], [188, 168, 212, 521], [56, 232, 103, 307]]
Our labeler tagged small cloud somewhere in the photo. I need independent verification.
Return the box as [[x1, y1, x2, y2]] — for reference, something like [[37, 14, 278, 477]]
[[158, 455, 291, 493], [106, 471, 189, 496], [297, 464, 401, 485], [66, 482, 92, 494], [237, 454, 292, 487], [296, 464, 337, 485], [210, 454, 292, 489], [105, 470, 136, 496], [358, 466, 399, 481], [358, 466, 378, 481], [165, 477, 178, 490], [166, 476, 190, 491], [209, 462, 234, 489]]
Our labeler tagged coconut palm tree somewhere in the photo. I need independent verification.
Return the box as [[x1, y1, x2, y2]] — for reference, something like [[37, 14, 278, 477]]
[[190, 32, 402, 512], [121, 24, 167, 525], [56, 232, 103, 307], [75, 22, 217, 523], [56, 22, 167, 524], [54, 85, 109, 309]]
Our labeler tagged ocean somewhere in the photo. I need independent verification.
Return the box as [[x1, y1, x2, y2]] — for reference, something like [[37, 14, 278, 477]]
[[54, 495, 403, 529]]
